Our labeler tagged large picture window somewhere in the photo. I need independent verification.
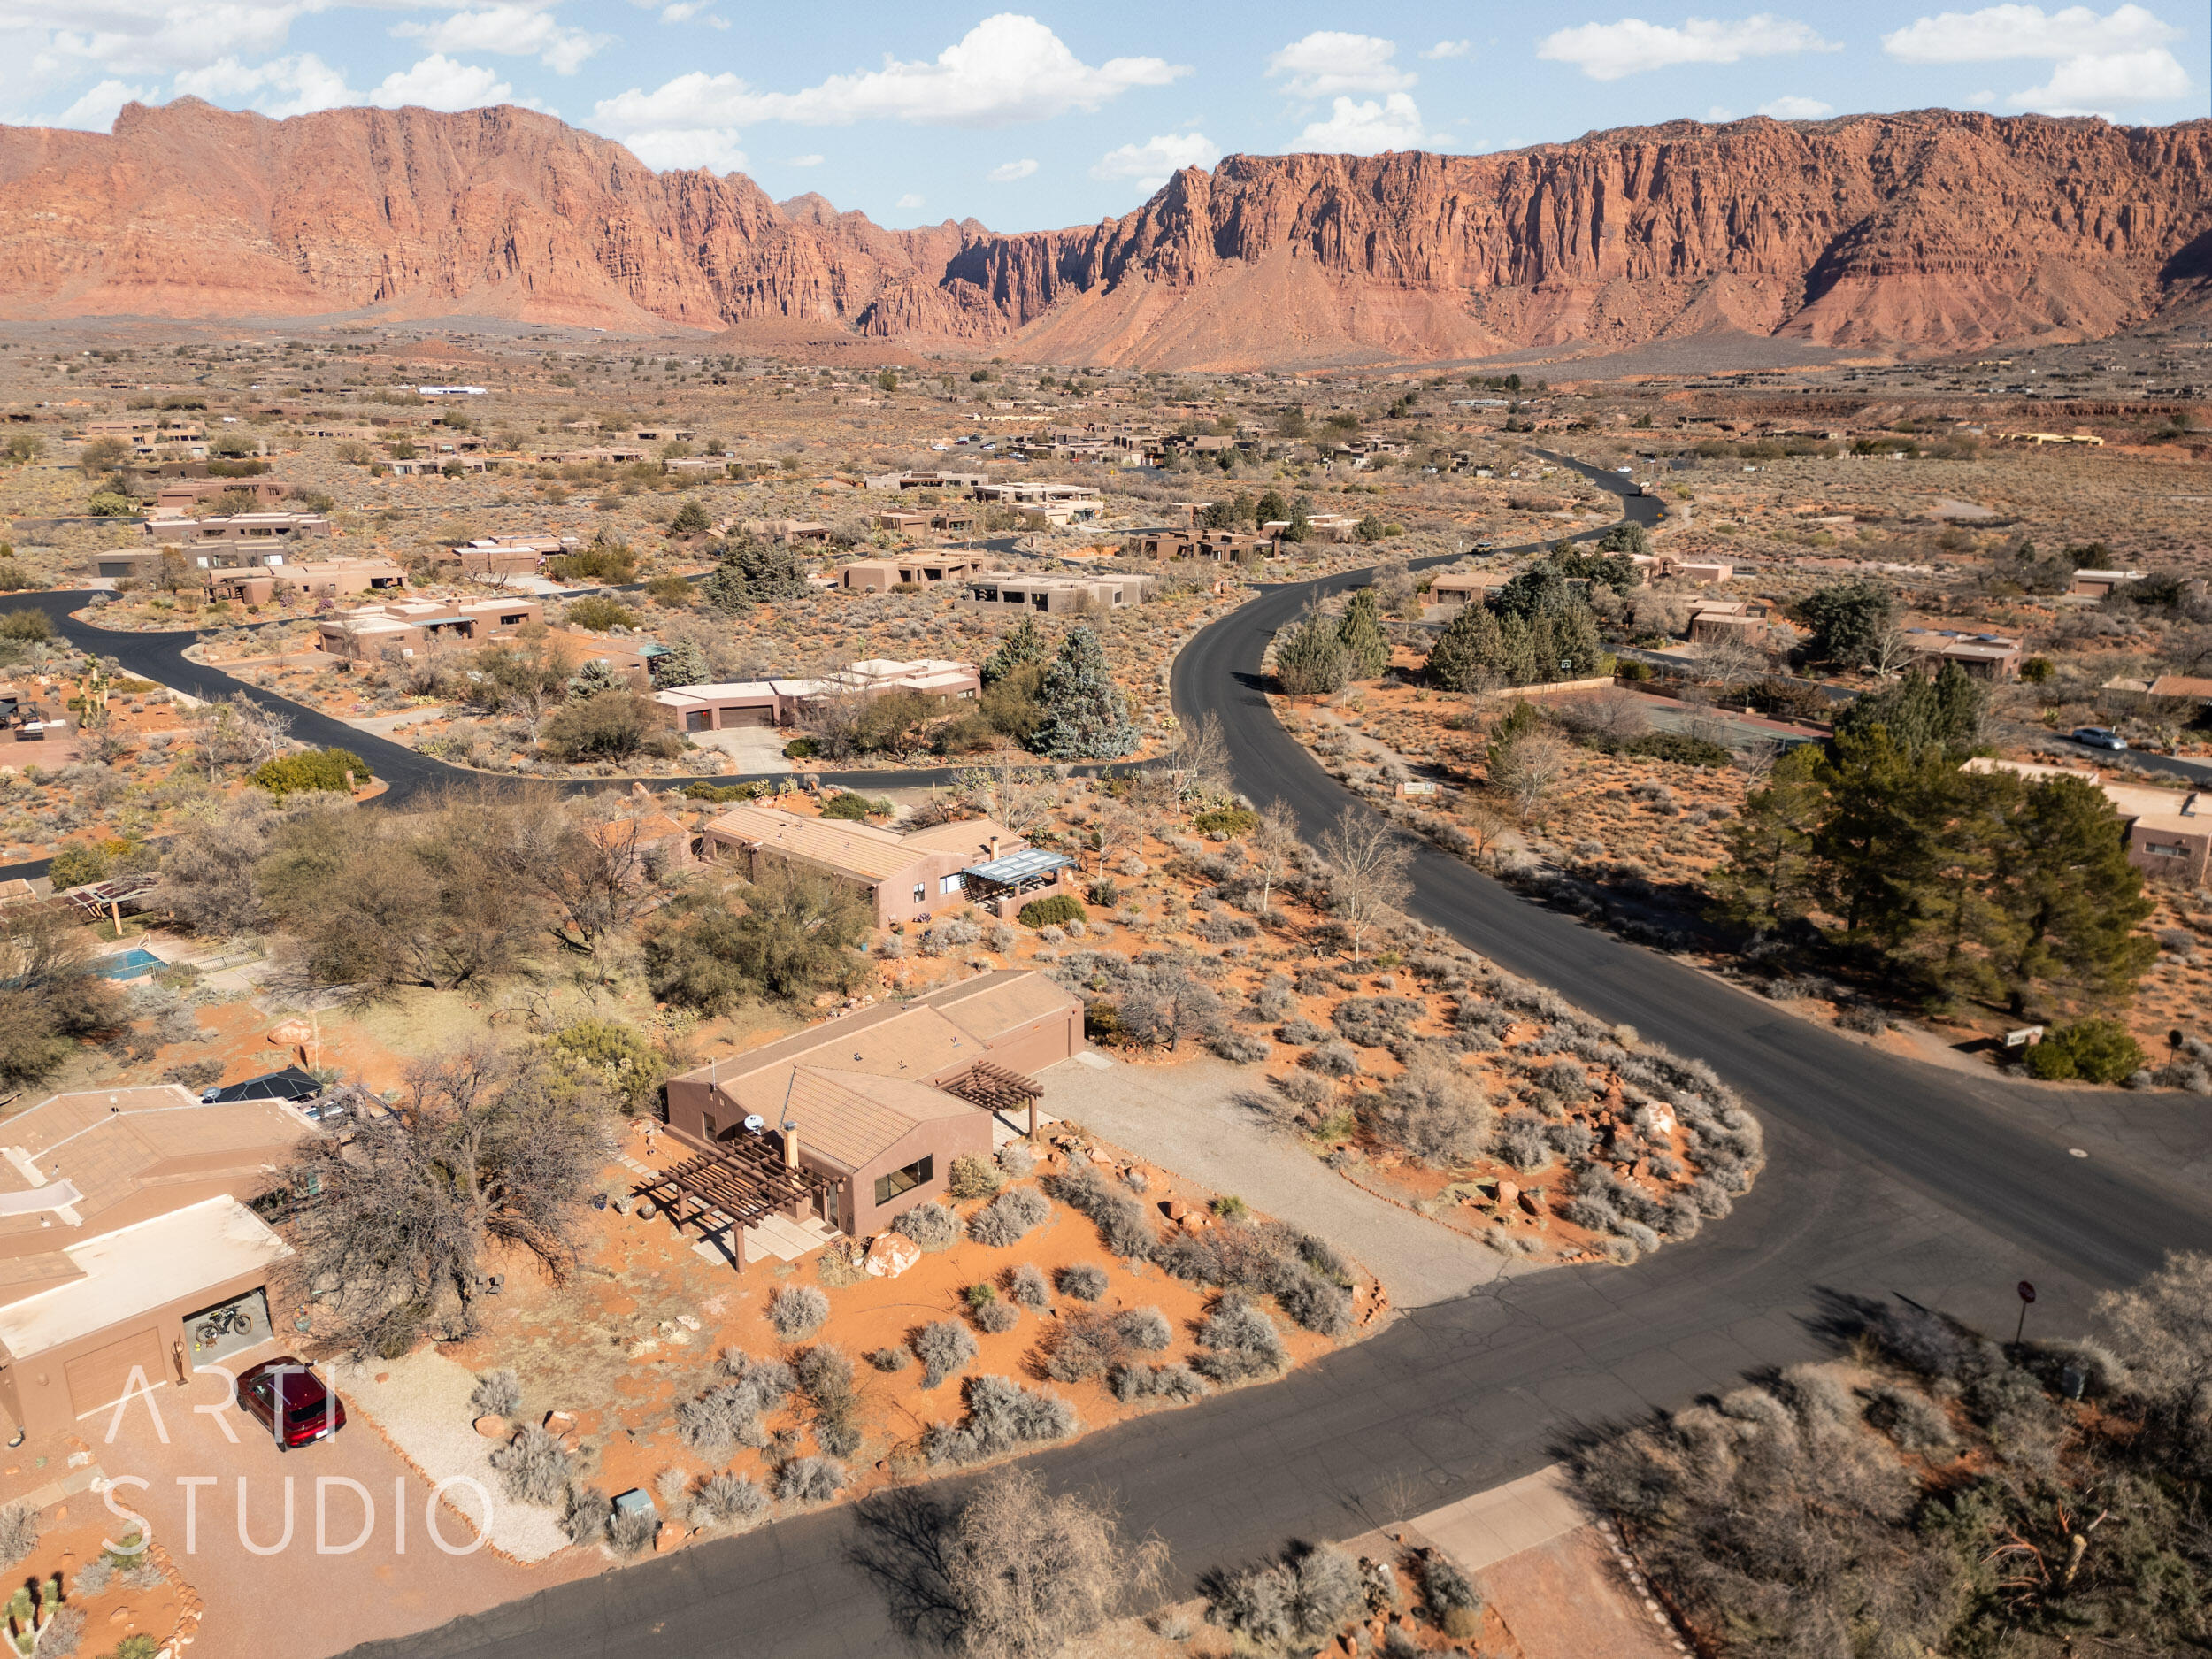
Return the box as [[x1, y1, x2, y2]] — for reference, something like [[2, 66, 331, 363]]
[[873, 1155, 933, 1208]]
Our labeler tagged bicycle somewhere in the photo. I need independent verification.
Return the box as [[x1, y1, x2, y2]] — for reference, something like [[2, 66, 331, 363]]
[[194, 1306, 251, 1347]]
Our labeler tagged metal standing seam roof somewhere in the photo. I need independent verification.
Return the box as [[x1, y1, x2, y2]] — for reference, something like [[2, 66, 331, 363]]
[[780, 1067, 985, 1171], [705, 805, 933, 882], [962, 848, 1073, 884]]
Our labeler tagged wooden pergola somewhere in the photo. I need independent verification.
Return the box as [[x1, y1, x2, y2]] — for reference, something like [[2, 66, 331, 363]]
[[632, 1136, 829, 1273], [942, 1059, 1046, 1140]]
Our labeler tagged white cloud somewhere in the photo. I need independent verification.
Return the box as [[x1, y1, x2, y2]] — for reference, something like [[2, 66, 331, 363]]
[[896, 191, 925, 209], [595, 14, 1185, 148], [1759, 93, 1833, 116], [1422, 39, 1473, 60], [658, 0, 726, 22], [54, 76, 148, 127], [787, 151, 824, 165], [1880, 3, 2175, 60], [2011, 44, 2190, 106], [1880, 5, 2189, 112], [622, 127, 746, 170], [394, 5, 611, 75], [1537, 13, 1839, 81], [172, 50, 355, 116], [1706, 103, 1738, 119], [30, 0, 310, 77], [370, 54, 517, 111], [987, 157, 1037, 180], [1266, 31, 1412, 96], [1089, 129, 1220, 191], [1294, 92, 1432, 154]]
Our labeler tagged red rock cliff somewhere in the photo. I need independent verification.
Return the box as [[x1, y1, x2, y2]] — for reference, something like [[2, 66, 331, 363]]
[[1, 100, 2206, 365]]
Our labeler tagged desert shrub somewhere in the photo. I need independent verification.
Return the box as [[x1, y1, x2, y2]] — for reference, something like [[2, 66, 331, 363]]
[[768, 1285, 829, 1341], [1279, 1017, 1328, 1046], [1371, 1045, 1494, 1165], [967, 1185, 1052, 1247], [924, 1375, 1079, 1465], [1116, 1306, 1172, 1350], [974, 1299, 1020, 1334], [1212, 1029, 1272, 1064], [470, 1369, 522, 1419], [488, 1425, 572, 1508], [1047, 1164, 1157, 1259], [999, 1141, 1037, 1179], [1110, 1362, 1210, 1403], [1008, 1262, 1051, 1310], [0, 1501, 36, 1569], [1302, 1039, 1361, 1077], [795, 1344, 859, 1455], [774, 1456, 845, 1505], [915, 1319, 980, 1388], [867, 1345, 913, 1372], [1044, 1306, 1169, 1383], [689, 1471, 770, 1532], [609, 1504, 659, 1555], [1277, 1069, 1333, 1110], [1156, 1219, 1353, 1335], [947, 1152, 1002, 1199], [1493, 1114, 1551, 1170], [895, 1201, 961, 1252], [677, 1384, 757, 1453], [1057, 1263, 1109, 1300], [560, 1486, 612, 1547], [1194, 1292, 1289, 1383], [252, 748, 372, 797], [1018, 894, 1087, 929], [1207, 1543, 1365, 1650], [1863, 1384, 1958, 1452], [1417, 1548, 1485, 1638]]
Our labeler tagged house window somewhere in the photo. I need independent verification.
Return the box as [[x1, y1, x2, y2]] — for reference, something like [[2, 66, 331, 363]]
[[939, 873, 964, 896], [703, 1112, 718, 1137], [873, 1155, 933, 1208], [912, 883, 927, 904]]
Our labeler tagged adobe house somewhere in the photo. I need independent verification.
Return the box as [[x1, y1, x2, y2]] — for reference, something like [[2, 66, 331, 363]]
[[661, 970, 1081, 1238], [701, 804, 1067, 927], [1965, 759, 2211, 884], [837, 553, 987, 592], [146, 511, 331, 548], [1909, 633, 2022, 680], [433, 536, 574, 578], [0, 1086, 312, 1441], [1428, 572, 1501, 611], [2070, 568, 2146, 599], [960, 572, 1155, 615], [316, 597, 544, 660]]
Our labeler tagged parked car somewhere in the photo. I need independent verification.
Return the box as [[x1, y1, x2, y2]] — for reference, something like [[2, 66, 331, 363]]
[[236, 1358, 347, 1450], [1473, 540, 1498, 553], [2070, 726, 2130, 751]]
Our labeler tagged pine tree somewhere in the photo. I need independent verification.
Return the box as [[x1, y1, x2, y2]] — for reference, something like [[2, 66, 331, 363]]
[[1832, 664, 1987, 757], [1997, 774, 2157, 1013], [1425, 603, 1506, 691], [1027, 626, 1136, 760], [1275, 611, 1348, 695], [1796, 579, 1898, 669], [1338, 588, 1390, 679], [649, 638, 710, 690], [1711, 743, 1829, 927], [981, 616, 1048, 686], [566, 659, 627, 701]]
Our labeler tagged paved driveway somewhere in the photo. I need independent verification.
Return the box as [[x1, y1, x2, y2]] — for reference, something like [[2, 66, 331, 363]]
[[1038, 1054, 1508, 1308]]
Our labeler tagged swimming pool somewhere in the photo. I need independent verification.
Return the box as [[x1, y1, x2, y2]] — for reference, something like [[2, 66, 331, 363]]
[[93, 947, 161, 979]]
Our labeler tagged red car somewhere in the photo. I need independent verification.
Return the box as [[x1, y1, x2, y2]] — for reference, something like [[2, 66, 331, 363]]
[[236, 1358, 347, 1450]]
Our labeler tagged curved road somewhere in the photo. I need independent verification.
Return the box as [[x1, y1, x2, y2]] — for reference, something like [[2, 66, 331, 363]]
[[339, 461, 2212, 1659]]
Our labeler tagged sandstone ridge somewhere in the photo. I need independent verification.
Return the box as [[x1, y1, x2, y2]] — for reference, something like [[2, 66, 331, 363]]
[[2, 99, 2207, 367]]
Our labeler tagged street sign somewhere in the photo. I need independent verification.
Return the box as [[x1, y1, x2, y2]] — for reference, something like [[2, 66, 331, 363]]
[[2016, 1280, 2036, 1345], [2017, 1281, 2036, 1303]]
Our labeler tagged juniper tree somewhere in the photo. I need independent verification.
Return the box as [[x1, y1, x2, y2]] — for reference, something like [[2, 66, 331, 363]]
[[981, 615, 1048, 686], [1275, 611, 1348, 695], [1337, 588, 1389, 680]]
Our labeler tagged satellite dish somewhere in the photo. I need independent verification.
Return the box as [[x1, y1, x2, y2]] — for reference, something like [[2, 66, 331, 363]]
[[742, 1114, 765, 1134]]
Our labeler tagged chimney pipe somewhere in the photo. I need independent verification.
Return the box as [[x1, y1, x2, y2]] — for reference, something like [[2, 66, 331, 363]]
[[781, 1118, 799, 1171], [988, 836, 1001, 859]]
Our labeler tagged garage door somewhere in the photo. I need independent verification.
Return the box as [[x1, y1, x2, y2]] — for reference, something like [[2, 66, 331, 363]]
[[729, 705, 774, 727], [65, 1327, 167, 1417]]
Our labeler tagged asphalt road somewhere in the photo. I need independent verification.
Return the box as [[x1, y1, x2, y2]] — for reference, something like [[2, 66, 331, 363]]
[[338, 467, 2212, 1659]]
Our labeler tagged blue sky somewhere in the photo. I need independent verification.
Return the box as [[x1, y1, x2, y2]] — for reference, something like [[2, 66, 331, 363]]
[[4, 3, 2203, 228]]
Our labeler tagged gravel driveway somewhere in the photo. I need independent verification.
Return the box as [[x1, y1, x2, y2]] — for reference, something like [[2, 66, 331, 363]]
[[1038, 1053, 1509, 1309]]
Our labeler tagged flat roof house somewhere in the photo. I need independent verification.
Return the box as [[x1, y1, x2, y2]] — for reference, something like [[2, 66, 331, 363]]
[[433, 536, 575, 578], [702, 804, 1064, 927], [147, 512, 331, 549], [837, 553, 987, 592], [1428, 572, 1501, 610], [317, 598, 545, 660], [209, 557, 407, 604], [1909, 631, 2023, 680], [663, 970, 1081, 1238], [961, 572, 1155, 615], [2070, 568, 2147, 598], [0, 1086, 313, 1441]]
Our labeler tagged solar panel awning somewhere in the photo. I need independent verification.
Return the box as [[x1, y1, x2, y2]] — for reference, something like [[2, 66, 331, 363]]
[[961, 849, 1073, 885]]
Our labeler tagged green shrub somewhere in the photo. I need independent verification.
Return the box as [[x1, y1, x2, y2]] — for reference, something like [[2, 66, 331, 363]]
[[819, 792, 891, 822], [46, 841, 111, 889], [2024, 1018, 2145, 1085], [1018, 894, 1087, 929], [645, 573, 695, 604], [1192, 806, 1258, 836], [1623, 732, 1732, 768], [252, 748, 372, 796], [564, 595, 638, 631], [683, 781, 767, 803], [0, 609, 52, 642], [782, 736, 818, 759]]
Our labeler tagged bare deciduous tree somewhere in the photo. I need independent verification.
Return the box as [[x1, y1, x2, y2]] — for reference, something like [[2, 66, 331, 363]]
[[941, 1469, 1164, 1659], [1489, 729, 1572, 825], [1163, 710, 1233, 810], [188, 691, 290, 780], [1318, 806, 1413, 964], [956, 756, 1060, 841], [1117, 961, 1224, 1051], [158, 797, 278, 939], [1248, 799, 1302, 921], [1868, 626, 1918, 680], [274, 1042, 611, 1358]]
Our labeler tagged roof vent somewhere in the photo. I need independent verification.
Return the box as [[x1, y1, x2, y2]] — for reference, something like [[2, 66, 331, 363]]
[[742, 1114, 765, 1133]]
